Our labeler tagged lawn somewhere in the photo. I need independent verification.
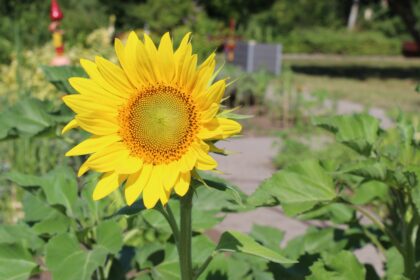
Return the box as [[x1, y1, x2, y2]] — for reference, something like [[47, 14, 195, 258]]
[[284, 54, 420, 112]]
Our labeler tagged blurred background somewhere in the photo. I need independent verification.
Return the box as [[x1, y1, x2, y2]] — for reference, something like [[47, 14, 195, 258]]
[[1, 0, 420, 278]]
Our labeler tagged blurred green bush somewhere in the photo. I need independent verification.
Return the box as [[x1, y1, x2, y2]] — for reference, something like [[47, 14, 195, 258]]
[[279, 28, 401, 55]]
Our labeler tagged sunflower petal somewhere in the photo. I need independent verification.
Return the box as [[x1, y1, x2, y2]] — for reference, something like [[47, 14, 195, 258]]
[[157, 32, 175, 83], [62, 94, 117, 115], [124, 163, 153, 205], [66, 134, 121, 156], [162, 162, 180, 191], [93, 172, 120, 200], [174, 172, 191, 196], [76, 114, 119, 136], [142, 166, 162, 208], [69, 77, 124, 104], [95, 56, 135, 94], [62, 119, 78, 134]]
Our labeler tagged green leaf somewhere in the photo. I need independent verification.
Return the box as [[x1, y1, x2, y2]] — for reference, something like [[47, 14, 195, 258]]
[[216, 231, 296, 264], [21, 191, 71, 235], [153, 244, 180, 279], [303, 228, 346, 254], [1, 171, 44, 188], [249, 160, 336, 215], [113, 198, 146, 216], [0, 98, 59, 140], [0, 224, 44, 250], [250, 225, 284, 249], [41, 65, 86, 93], [340, 160, 387, 181], [192, 235, 215, 265], [0, 243, 37, 280], [351, 181, 389, 205], [22, 192, 52, 221], [96, 220, 123, 255], [135, 242, 164, 269], [313, 114, 379, 155], [299, 203, 354, 224], [386, 247, 404, 277], [45, 233, 108, 280], [41, 166, 78, 217], [307, 251, 365, 280], [195, 172, 247, 211], [32, 211, 70, 235], [4, 166, 78, 217]]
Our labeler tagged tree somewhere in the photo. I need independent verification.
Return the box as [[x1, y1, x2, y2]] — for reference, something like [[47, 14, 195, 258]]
[[388, 0, 420, 43]]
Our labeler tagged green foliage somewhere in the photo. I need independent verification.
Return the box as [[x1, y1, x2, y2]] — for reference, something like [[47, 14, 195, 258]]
[[313, 114, 380, 155], [220, 64, 273, 108], [41, 65, 86, 94], [216, 231, 295, 264], [279, 28, 401, 55], [307, 251, 366, 280], [249, 160, 336, 215], [0, 243, 38, 280], [0, 0, 108, 64], [253, 113, 420, 279]]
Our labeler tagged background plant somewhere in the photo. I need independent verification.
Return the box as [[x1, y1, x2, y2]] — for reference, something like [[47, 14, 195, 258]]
[[249, 113, 420, 279]]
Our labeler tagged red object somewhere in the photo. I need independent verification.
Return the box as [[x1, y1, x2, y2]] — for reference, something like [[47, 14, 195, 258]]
[[402, 41, 420, 57], [229, 18, 236, 33], [50, 0, 63, 21]]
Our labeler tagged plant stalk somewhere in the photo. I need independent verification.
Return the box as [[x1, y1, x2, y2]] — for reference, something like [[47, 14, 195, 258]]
[[156, 204, 180, 250], [179, 189, 193, 280]]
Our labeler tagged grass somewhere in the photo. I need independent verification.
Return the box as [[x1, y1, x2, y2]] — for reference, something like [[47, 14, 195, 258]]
[[294, 74, 419, 112], [282, 55, 420, 112]]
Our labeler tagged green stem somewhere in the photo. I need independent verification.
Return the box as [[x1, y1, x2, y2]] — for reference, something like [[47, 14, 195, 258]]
[[179, 190, 193, 280], [166, 204, 180, 245], [193, 253, 215, 280], [156, 204, 180, 249], [347, 203, 403, 254]]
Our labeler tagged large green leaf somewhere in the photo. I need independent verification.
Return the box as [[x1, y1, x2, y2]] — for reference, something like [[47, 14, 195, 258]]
[[96, 220, 123, 255], [250, 225, 285, 249], [4, 166, 78, 217], [192, 235, 215, 265], [0, 98, 62, 140], [216, 231, 296, 264], [113, 198, 146, 216], [41, 65, 86, 93], [195, 173, 247, 210], [249, 160, 336, 215], [45, 233, 108, 280], [21, 191, 71, 235], [307, 251, 365, 280], [1, 171, 44, 188], [32, 210, 71, 235], [386, 247, 404, 277], [152, 244, 180, 280], [0, 224, 44, 250], [340, 160, 387, 181], [313, 114, 379, 155], [0, 243, 37, 280], [41, 166, 78, 216], [351, 180, 389, 205]]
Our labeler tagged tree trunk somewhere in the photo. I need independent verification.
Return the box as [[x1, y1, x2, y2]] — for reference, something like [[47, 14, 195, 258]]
[[388, 0, 420, 43], [347, 0, 360, 31]]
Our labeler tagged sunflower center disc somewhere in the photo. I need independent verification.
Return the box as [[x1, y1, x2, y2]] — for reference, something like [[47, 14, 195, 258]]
[[119, 85, 198, 164]]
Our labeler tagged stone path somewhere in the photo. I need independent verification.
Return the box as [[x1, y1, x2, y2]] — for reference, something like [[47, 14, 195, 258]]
[[212, 97, 392, 276]]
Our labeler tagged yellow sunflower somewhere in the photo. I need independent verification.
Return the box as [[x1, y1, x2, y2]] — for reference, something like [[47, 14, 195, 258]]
[[62, 32, 241, 208]]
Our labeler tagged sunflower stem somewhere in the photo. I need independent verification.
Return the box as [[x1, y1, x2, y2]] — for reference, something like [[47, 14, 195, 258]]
[[156, 203, 180, 250], [179, 189, 193, 280]]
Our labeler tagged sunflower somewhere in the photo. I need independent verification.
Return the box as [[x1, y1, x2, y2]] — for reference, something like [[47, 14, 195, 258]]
[[62, 32, 241, 208]]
